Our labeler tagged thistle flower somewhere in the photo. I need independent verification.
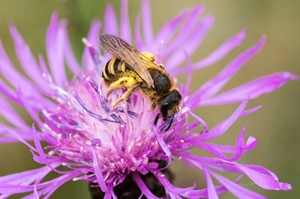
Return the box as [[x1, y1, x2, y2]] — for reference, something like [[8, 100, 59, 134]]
[[0, 0, 298, 198]]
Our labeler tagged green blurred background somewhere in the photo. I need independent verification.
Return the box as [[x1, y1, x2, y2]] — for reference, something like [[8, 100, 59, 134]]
[[0, 1, 299, 198]]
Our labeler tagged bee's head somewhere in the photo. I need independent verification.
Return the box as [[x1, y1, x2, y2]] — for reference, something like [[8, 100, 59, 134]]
[[157, 90, 182, 121]]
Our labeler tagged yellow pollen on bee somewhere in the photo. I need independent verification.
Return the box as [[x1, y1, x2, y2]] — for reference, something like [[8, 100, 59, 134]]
[[141, 52, 156, 62], [109, 57, 117, 75], [121, 61, 126, 72]]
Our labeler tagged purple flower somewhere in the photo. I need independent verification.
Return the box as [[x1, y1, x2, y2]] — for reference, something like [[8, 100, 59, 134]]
[[0, 0, 298, 198]]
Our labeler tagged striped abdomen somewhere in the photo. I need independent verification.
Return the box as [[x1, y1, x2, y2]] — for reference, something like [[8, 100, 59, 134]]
[[102, 57, 130, 81]]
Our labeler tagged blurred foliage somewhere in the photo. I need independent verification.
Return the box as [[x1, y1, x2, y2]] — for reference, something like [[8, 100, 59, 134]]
[[0, 1, 299, 199]]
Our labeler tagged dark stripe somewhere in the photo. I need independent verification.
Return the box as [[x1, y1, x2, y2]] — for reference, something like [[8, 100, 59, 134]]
[[125, 63, 130, 71], [113, 59, 120, 73], [105, 61, 110, 76]]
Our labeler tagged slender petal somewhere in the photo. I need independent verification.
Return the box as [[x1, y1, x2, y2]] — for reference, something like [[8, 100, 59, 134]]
[[141, 0, 153, 46], [200, 72, 300, 105], [9, 24, 46, 88], [93, 152, 107, 192], [0, 96, 28, 130], [209, 170, 267, 199], [191, 127, 258, 161], [132, 172, 160, 199], [171, 29, 247, 76], [46, 12, 67, 87], [165, 15, 214, 69], [160, 5, 204, 62], [134, 13, 145, 51], [190, 35, 266, 103], [104, 4, 118, 35], [82, 20, 101, 70], [120, 0, 131, 44], [64, 29, 81, 75], [203, 168, 218, 199], [0, 41, 38, 94], [199, 99, 248, 141], [153, 8, 190, 54]]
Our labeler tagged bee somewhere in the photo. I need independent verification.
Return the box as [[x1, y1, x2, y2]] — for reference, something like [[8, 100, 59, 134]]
[[99, 34, 181, 130]]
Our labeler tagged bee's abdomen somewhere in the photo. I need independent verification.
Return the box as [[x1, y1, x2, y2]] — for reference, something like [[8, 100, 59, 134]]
[[102, 58, 129, 81]]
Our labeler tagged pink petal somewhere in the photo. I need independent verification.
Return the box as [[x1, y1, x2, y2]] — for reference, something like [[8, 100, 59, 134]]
[[82, 20, 101, 70], [132, 172, 160, 199], [200, 72, 299, 105], [0, 96, 28, 130], [32, 125, 47, 164], [192, 127, 257, 161], [0, 184, 34, 194], [171, 29, 246, 76], [134, 14, 146, 51], [64, 29, 81, 75], [153, 127, 172, 163], [199, 176, 243, 198], [185, 52, 193, 91], [0, 77, 54, 114], [27, 170, 82, 199], [83, 39, 102, 72], [0, 125, 34, 143], [154, 172, 198, 198], [141, 0, 153, 46], [165, 15, 214, 70], [104, 4, 118, 35], [153, 8, 190, 54], [246, 165, 279, 181], [199, 99, 248, 141], [104, 185, 117, 199], [209, 170, 267, 199], [0, 166, 51, 185], [203, 168, 219, 199], [191, 35, 266, 102], [9, 24, 47, 88], [93, 151, 107, 192], [187, 110, 207, 131], [0, 41, 37, 93], [239, 105, 262, 117], [0, 124, 36, 152], [236, 164, 292, 190], [0, 79, 20, 106], [38, 54, 50, 75], [46, 12, 67, 87], [120, 0, 131, 44], [196, 135, 257, 155], [42, 172, 82, 199], [160, 5, 204, 61], [199, 159, 292, 191]]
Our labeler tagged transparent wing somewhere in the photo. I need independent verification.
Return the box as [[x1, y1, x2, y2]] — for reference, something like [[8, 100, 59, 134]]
[[99, 34, 155, 88]]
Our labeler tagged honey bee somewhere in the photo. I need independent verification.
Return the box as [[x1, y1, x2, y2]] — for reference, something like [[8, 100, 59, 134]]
[[99, 34, 181, 130]]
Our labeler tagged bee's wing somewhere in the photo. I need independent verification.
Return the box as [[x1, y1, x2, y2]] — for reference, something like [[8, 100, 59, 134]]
[[99, 34, 154, 88], [138, 52, 163, 70]]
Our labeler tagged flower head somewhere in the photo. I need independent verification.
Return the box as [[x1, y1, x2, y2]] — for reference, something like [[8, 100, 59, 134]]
[[0, 0, 298, 198]]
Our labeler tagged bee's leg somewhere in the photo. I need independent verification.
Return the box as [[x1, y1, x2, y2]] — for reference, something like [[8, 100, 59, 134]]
[[154, 113, 161, 125], [112, 86, 138, 109], [106, 77, 137, 100]]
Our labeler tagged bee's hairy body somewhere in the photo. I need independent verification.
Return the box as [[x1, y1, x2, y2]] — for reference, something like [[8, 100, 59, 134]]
[[102, 54, 181, 122]]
